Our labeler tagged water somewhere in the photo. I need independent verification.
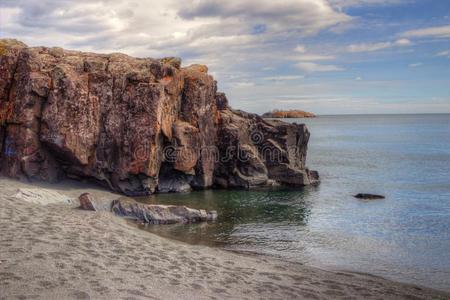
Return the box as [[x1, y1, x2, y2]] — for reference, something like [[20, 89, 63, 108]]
[[136, 114, 450, 291]]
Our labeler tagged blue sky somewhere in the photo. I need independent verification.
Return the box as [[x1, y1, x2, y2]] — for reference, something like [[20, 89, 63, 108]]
[[1, 0, 449, 114]]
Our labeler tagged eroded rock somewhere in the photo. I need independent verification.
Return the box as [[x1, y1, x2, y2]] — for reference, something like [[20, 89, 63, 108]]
[[111, 198, 217, 224], [0, 40, 319, 195]]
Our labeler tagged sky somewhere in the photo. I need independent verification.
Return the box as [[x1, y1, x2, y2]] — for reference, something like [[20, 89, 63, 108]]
[[1, 0, 450, 115]]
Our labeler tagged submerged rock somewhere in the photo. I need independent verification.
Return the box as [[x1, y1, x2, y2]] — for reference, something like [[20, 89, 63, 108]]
[[354, 193, 385, 200], [0, 40, 319, 195]]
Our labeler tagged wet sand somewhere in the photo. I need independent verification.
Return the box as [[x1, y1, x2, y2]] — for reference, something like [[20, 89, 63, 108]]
[[0, 177, 448, 299]]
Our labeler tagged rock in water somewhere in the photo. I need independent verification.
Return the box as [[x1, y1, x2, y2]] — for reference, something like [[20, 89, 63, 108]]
[[0, 40, 319, 195], [354, 193, 385, 200]]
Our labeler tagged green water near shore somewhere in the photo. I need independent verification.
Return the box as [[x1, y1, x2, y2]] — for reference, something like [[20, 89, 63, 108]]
[[136, 186, 314, 247]]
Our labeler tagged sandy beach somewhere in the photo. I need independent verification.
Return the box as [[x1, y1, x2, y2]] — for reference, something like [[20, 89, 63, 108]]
[[0, 177, 448, 300]]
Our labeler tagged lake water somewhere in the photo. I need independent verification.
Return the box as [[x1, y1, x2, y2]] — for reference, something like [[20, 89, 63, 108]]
[[137, 114, 450, 291]]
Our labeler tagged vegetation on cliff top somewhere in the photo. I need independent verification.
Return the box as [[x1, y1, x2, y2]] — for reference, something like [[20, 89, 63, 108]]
[[262, 109, 316, 118]]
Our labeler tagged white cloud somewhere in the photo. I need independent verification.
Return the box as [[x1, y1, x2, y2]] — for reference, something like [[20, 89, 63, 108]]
[[402, 25, 450, 39], [231, 81, 256, 88], [290, 54, 336, 61], [0, 0, 354, 68], [329, 0, 406, 8], [408, 63, 423, 68], [348, 42, 391, 52], [436, 50, 450, 58], [436, 50, 449, 56], [347, 39, 412, 52], [394, 38, 412, 46], [178, 0, 352, 35], [264, 75, 304, 81], [294, 45, 307, 53], [296, 62, 344, 72]]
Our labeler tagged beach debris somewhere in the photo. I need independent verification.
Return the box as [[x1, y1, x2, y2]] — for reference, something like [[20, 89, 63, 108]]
[[111, 198, 218, 224], [354, 193, 385, 200], [10, 188, 72, 205]]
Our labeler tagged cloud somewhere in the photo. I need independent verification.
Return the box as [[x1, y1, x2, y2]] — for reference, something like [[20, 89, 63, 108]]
[[348, 42, 391, 52], [263, 75, 304, 81], [436, 50, 450, 58], [347, 39, 411, 52], [295, 62, 344, 72], [408, 62, 423, 68], [0, 0, 354, 67], [329, 0, 406, 8], [290, 54, 335, 61], [402, 25, 450, 39], [178, 0, 352, 35], [294, 45, 307, 53], [232, 81, 256, 88], [394, 38, 412, 46]]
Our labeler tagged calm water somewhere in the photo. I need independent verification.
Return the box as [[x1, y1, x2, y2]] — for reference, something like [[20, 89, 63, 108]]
[[137, 114, 450, 291]]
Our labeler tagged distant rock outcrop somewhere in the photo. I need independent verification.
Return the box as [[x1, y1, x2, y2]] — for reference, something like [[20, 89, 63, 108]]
[[0, 39, 319, 195], [262, 109, 316, 118]]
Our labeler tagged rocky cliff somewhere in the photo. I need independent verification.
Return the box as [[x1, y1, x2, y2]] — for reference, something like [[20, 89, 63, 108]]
[[0, 39, 318, 196]]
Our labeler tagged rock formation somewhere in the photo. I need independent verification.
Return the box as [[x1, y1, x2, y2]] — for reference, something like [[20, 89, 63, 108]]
[[0, 39, 319, 196], [77, 192, 217, 224], [262, 109, 316, 118], [111, 198, 218, 224]]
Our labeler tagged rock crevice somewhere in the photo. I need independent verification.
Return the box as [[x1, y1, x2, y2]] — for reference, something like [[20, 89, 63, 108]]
[[0, 39, 319, 195]]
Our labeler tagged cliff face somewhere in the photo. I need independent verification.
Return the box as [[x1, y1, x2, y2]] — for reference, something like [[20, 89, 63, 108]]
[[0, 39, 318, 195]]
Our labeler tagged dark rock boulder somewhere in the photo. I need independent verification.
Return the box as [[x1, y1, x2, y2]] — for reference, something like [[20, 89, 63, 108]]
[[0, 40, 319, 195], [79, 193, 96, 211], [354, 193, 385, 200], [78, 192, 113, 211]]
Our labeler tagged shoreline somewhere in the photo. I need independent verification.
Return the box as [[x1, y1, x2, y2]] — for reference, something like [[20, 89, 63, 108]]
[[1, 177, 449, 299]]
